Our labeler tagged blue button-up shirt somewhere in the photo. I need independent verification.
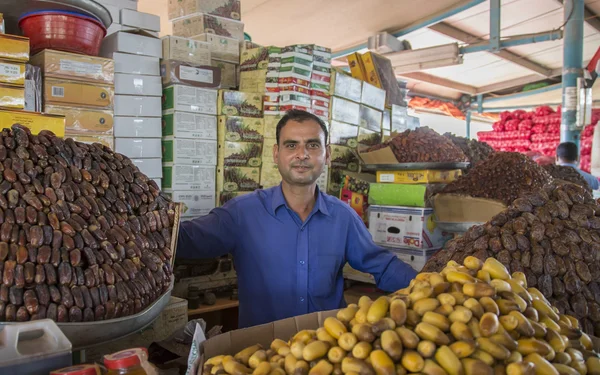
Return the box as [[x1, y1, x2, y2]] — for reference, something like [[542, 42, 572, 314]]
[[558, 162, 600, 190], [177, 185, 417, 328]]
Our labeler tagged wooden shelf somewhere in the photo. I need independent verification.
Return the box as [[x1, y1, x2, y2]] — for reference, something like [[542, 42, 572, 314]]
[[188, 298, 239, 315]]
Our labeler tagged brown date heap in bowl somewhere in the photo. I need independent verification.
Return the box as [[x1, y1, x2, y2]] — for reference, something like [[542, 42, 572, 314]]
[[0, 124, 177, 323]]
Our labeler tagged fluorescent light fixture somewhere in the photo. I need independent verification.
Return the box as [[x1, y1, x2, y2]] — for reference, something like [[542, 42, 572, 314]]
[[386, 43, 463, 72], [368, 32, 411, 54]]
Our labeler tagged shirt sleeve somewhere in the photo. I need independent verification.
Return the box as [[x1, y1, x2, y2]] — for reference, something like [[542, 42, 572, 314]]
[[176, 204, 238, 259], [346, 212, 417, 292]]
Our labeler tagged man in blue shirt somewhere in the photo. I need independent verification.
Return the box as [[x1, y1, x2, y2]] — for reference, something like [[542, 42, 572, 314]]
[[556, 142, 599, 190], [177, 109, 417, 328]]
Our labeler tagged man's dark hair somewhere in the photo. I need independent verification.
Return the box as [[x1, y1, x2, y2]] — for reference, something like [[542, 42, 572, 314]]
[[275, 109, 329, 145], [557, 142, 579, 163]]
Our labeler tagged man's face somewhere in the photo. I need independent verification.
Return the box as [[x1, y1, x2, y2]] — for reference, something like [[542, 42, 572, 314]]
[[273, 119, 330, 187]]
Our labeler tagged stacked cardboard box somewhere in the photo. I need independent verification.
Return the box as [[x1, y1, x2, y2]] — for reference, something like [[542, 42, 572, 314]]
[[0, 34, 30, 111], [100, 31, 162, 186], [95, 0, 142, 36], [169, 0, 243, 89]]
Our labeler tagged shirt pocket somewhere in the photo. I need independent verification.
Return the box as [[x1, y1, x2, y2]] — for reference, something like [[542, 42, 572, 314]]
[[310, 254, 342, 298]]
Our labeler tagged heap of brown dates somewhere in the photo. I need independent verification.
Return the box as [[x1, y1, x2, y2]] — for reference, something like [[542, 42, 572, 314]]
[[543, 164, 591, 192], [441, 152, 553, 205], [424, 182, 600, 335], [443, 133, 495, 167], [366, 127, 467, 163], [0, 125, 177, 323]]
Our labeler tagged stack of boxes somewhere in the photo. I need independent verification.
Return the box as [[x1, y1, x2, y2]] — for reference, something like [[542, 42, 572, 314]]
[[100, 27, 163, 187], [0, 34, 29, 111], [95, 0, 140, 36], [31, 50, 115, 147], [160, 35, 220, 220]]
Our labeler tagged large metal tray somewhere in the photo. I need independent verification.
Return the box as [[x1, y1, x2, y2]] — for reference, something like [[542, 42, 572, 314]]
[[1, 0, 113, 34], [436, 221, 485, 233], [361, 162, 470, 171]]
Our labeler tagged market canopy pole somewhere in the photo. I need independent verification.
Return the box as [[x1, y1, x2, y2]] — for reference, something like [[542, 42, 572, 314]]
[[561, 0, 585, 144]]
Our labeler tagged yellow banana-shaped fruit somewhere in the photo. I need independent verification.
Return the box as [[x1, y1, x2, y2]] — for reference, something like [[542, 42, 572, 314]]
[[417, 340, 436, 358], [271, 368, 286, 375], [479, 297, 500, 315], [415, 322, 450, 345], [496, 299, 520, 315], [294, 330, 316, 344], [285, 354, 298, 375], [586, 356, 600, 375], [401, 350, 425, 373], [489, 330, 517, 351], [509, 311, 535, 337], [451, 292, 467, 305], [327, 347, 346, 364], [413, 298, 440, 316], [372, 318, 396, 336], [435, 304, 455, 317], [553, 352, 571, 365], [341, 358, 371, 375], [523, 307, 539, 322], [355, 303, 371, 324], [449, 306, 473, 324], [471, 350, 495, 366], [422, 359, 448, 375], [422, 311, 450, 331], [500, 291, 528, 312], [517, 338, 553, 356], [446, 271, 476, 284], [477, 337, 511, 360], [569, 360, 587, 375], [223, 356, 252, 375], [338, 332, 359, 351], [271, 340, 288, 352], [506, 279, 532, 301], [352, 342, 372, 360], [462, 358, 493, 375], [500, 315, 519, 331], [395, 327, 420, 349], [252, 362, 271, 375], [324, 317, 348, 339], [389, 299, 407, 326], [409, 285, 433, 302], [316, 328, 337, 346], [523, 353, 559, 375], [477, 270, 491, 283], [449, 340, 477, 358], [358, 296, 372, 308], [529, 320, 547, 339], [463, 282, 496, 298], [308, 360, 333, 375], [435, 345, 464, 375], [429, 273, 445, 287], [463, 298, 485, 319], [295, 361, 309, 375], [367, 297, 390, 324], [302, 341, 329, 362], [351, 324, 375, 343], [505, 362, 535, 375], [565, 315, 580, 328], [479, 312, 500, 337], [337, 305, 359, 323], [552, 364, 579, 375], [405, 309, 421, 326], [482, 258, 510, 280], [490, 279, 512, 293], [558, 321, 583, 340], [451, 321, 474, 341], [506, 351, 523, 364], [438, 293, 457, 306], [207, 355, 226, 367], [511, 271, 527, 286], [581, 332, 594, 351], [370, 350, 395, 375], [249, 350, 268, 369], [291, 341, 306, 360], [464, 256, 484, 271], [381, 330, 403, 362]]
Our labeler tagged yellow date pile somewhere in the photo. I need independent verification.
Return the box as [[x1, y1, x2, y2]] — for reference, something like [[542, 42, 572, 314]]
[[204, 257, 600, 375]]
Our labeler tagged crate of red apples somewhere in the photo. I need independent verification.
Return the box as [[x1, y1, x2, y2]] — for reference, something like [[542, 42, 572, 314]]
[[477, 106, 600, 172]]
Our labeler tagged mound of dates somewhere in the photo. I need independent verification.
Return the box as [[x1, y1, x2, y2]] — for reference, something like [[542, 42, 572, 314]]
[[444, 133, 495, 168], [0, 125, 177, 323], [543, 164, 591, 193]]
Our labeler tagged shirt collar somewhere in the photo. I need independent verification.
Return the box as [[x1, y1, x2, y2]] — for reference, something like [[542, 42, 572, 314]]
[[271, 183, 330, 217], [558, 162, 578, 168]]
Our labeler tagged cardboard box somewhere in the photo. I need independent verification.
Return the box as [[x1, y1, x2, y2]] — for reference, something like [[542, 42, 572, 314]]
[[368, 205, 451, 250], [217, 166, 260, 192], [115, 138, 162, 158], [162, 110, 217, 140], [94, 0, 137, 10], [357, 146, 399, 165], [30, 50, 114, 84], [346, 52, 366, 81], [120, 9, 161, 32], [168, 0, 241, 20], [329, 120, 358, 147], [166, 190, 216, 217], [0, 110, 64, 137], [359, 105, 382, 132], [212, 59, 238, 89], [330, 145, 359, 172], [0, 34, 29, 62], [218, 191, 251, 207], [432, 194, 507, 224], [218, 141, 262, 167], [382, 109, 391, 131], [261, 138, 275, 160], [131, 158, 163, 178], [327, 167, 344, 197], [106, 23, 122, 36], [357, 127, 381, 148], [218, 116, 264, 143], [67, 133, 114, 150], [0, 84, 24, 109], [218, 90, 263, 118], [360, 52, 404, 107], [361, 82, 386, 111], [330, 97, 360, 126], [0, 60, 25, 86], [264, 115, 282, 139], [161, 36, 211, 66], [239, 70, 267, 93], [376, 169, 462, 184], [163, 163, 216, 191], [24, 64, 42, 112], [259, 161, 280, 189], [114, 73, 162, 96], [43, 79, 113, 109], [368, 183, 446, 207], [172, 13, 244, 40], [193, 34, 240, 63], [112, 52, 160, 76], [44, 105, 113, 134], [113, 116, 161, 138], [160, 60, 221, 88], [391, 105, 408, 132], [100, 32, 162, 59], [331, 70, 362, 103], [114, 95, 161, 117], [240, 47, 270, 71], [162, 85, 218, 115], [162, 137, 218, 165]]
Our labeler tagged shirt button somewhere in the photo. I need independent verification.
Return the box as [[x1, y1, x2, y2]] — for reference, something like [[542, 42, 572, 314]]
[[300, 297, 305, 302], [299, 260, 305, 265]]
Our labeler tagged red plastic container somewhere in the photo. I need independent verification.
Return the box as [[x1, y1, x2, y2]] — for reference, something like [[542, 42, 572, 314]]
[[19, 10, 107, 56]]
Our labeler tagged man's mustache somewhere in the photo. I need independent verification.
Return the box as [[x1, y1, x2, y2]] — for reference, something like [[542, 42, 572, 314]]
[[291, 162, 313, 168]]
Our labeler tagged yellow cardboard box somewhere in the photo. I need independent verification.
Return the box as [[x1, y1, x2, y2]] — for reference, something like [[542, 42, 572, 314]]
[[376, 169, 462, 184], [0, 84, 24, 109], [0, 34, 29, 62], [30, 49, 114, 84], [0, 109, 65, 137], [44, 105, 113, 134], [44, 79, 114, 109], [0, 60, 25, 86], [346, 52, 366, 81]]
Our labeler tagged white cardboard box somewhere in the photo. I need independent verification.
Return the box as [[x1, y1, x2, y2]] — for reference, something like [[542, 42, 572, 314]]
[[193, 34, 240, 63], [104, 4, 120, 24], [361, 82, 386, 111], [161, 110, 217, 140], [166, 190, 216, 217], [115, 138, 162, 158], [114, 117, 161, 138], [114, 95, 161, 117], [106, 23, 122, 36], [131, 158, 162, 178], [100, 32, 162, 58], [120, 9, 160, 32], [162, 137, 217, 165], [111, 52, 160, 76], [114, 73, 162, 96], [161, 36, 211, 66], [95, 0, 137, 10], [162, 163, 216, 191], [162, 85, 218, 115], [368, 205, 451, 250]]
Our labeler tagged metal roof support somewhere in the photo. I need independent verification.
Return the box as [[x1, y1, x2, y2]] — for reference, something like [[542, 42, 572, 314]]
[[561, 0, 585, 143], [477, 95, 483, 113], [466, 110, 472, 139], [398, 72, 478, 94], [331, 0, 487, 58], [460, 30, 563, 54], [481, 83, 562, 104], [489, 0, 501, 52], [556, 0, 600, 33]]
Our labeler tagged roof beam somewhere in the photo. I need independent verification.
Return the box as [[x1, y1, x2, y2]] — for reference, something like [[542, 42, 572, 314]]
[[476, 68, 562, 94], [399, 72, 478, 94], [556, 0, 600, 33], [429, 22, 554, 77]]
